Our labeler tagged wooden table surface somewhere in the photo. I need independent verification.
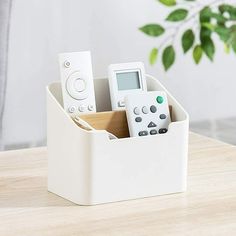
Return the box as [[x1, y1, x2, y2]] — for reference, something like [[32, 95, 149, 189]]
[[0, 132, 236, 236]]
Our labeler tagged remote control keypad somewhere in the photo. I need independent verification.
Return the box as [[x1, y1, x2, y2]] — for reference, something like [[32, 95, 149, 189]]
[[125, 91, 171, 137]]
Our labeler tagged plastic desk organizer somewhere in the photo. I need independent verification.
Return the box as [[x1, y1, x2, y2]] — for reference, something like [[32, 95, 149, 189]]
[[47, 75, 189, 205]]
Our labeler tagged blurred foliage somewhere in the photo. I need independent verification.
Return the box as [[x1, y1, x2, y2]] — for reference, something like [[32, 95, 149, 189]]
[[139, 0, 236, 71]]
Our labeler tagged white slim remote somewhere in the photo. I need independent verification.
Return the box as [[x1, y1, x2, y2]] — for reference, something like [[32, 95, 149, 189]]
[[59, 51, 96, 114], [125, 91, 171, 137]]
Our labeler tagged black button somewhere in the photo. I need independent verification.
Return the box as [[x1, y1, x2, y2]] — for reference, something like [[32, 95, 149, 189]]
[[135, 117, 142, 122], [159, 128, 168, 134], [138, 131, 148, 136], [148, 121, 157, 128], [160, 114, 167, 119], [150, 129, 157, 135], [150, 105, 157, 113]]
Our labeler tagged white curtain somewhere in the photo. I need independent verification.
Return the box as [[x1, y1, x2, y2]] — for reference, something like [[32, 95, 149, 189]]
[[0, 0, 12, 150]]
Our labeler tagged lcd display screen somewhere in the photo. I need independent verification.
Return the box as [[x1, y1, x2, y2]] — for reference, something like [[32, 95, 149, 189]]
[[116, 71, 141, 91]]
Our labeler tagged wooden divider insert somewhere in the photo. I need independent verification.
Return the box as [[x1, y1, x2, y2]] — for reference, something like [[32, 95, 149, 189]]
[[78, 106, 172, 139], [79, 110, 129, 138]]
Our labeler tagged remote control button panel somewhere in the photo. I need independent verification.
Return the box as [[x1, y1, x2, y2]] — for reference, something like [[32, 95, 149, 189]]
[[125, 91, 171, 137], [59, 51, 96, 114]]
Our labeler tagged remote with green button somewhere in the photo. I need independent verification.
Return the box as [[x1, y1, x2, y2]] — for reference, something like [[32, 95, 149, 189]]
[[125, 91, 171, 137]]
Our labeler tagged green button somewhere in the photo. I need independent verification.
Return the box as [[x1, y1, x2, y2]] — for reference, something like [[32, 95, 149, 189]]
[[156, 96, 164, 104]]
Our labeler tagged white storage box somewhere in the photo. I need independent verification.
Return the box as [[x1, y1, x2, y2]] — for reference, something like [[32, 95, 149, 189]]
[[47, 76, 189, 205]]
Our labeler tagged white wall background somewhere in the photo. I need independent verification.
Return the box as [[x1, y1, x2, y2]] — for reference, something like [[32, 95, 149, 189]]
[[2, 0, 236, 148]]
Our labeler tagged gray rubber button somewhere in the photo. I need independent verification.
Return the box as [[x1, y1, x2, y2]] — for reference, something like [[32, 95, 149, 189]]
[[159, 128, 168, 134], [68, 106, 76, 113], [79, 105, 86, 112], [64, 60, 71, 68], [118, 100, 125, 107], [160, 114, 167, 119], [150, 105, 157, 113], [138, 131, 148, 136], [133, 107, 140, 115], [150, 129, 158, 135], [135, 117, 142, 122], [88, 104, 94, 111], [142, 106, 149, 114], [148, 121, 157, 128]]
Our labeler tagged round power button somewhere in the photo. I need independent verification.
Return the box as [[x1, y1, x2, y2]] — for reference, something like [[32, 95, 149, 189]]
[[64, 60, 71, 68], [68, 106, 76, 113], [156, 96, 164, 104]]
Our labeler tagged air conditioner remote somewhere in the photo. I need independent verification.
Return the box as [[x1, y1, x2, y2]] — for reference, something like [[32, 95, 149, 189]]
[[125, 91, 171, 137], [108, 62, 147, 111], [59, 51, 96, 114]]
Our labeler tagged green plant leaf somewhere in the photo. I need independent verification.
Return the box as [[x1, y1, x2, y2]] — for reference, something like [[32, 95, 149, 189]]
[[201, 23, 216, 31], [182, 29, 195, 53], [166, 9, 188, 22], [217, 25, 236, 53], [200, 7, 212, 23], [162, 46, 175, 71], [200, 26, 214, 61], [219, 4, 232, 13], [200, 27, 212, 39], [224, 43, 230, 54], [219, 4, 236, 20], [158, 0, 176, 6], [139, 24, 165, 37], [200, 6, 227, 25], [211, 13, 227, 25], [214, 26, 231, 42], [149, 48, 158, 65], [229, 25, 236, 53], [201, 37, 215, 61], [193, 45, 203, 64], [232, 40, 236, 53]]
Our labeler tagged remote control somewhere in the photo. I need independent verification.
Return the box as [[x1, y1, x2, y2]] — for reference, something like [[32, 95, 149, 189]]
[[108, 62, 147, 111], [125, 91, 171, 137], [59, 51, 96, 114]]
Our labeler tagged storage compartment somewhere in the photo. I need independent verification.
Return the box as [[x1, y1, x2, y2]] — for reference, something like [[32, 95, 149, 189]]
[[47, 75, 189, 205], [78, 110, 130, 139], [78, 107, 173, 139]]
